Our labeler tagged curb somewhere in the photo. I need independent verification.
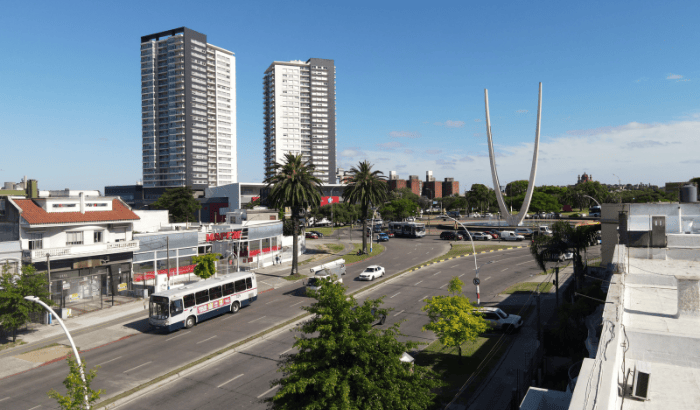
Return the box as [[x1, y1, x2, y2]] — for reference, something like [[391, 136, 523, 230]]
[[403, 245, 528, 273]]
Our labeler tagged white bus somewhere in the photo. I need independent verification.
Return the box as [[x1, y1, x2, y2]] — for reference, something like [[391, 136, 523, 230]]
[[388, 222, 426, 238], [148, 272, 258, 332]]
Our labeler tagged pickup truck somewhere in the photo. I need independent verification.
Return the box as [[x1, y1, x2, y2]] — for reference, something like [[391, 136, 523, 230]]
[[500, 230, 525, 241]]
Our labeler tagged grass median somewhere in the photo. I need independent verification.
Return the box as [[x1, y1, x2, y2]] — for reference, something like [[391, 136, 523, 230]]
[[424, 243, 522, 265]]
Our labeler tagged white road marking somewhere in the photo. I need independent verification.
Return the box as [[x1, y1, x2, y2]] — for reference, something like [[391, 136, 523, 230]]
[[217, 373, 243, 388], [28, 405, 42, 410], [257, 385, 280, 399], [459, 274, 465, 278], [420, 295, 430, 301], [0, 397, 10, 403], [249, 316, 267, 323], [166, 331, 190, 342], [291, 301, 304, 307], [432, 271, 441, 276], [484, 276, 492, 281], [394, 310, 405, 317], [123, 361, 152, 374], [96, 356, 122, 367], [517, 261, 533, 266], [414, 280, 423, 285], [260, 281, 271, 287], [440, 283, 447, 288], [502, 268, 509, 272], [280, 348, 293, 355], [390, 292, 401, 298], [196, 335, 217, 344], [266, 299, 279, 304], [221, 314, 235, 321]]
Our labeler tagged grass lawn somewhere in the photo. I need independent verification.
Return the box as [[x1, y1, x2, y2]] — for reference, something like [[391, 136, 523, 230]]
[[415, 335, 511, 406], [326, 243, 344, 253], [341, 243, 385, 264], [308, 226, 350, 236], [424, 243, 519, 265], [0, 340, 27, 351], [502, 281, 553, 294]]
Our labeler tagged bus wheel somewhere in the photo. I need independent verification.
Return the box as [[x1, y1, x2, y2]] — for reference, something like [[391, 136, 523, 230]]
[[185, 316, 195, 329], [231, 301, 240, 314]]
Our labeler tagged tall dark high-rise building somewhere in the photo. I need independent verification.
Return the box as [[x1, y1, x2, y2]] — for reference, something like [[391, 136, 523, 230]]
[[263, 58, 336, 183], [141, 27, 236, 189]]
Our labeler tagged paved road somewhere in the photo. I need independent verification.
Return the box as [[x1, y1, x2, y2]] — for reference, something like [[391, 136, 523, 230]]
[[0, 235, 449, 410], [119, 245, 601, 409]]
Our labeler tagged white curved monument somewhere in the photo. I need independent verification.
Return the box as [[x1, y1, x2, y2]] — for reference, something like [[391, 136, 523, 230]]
[[485, 82, 542, 227]]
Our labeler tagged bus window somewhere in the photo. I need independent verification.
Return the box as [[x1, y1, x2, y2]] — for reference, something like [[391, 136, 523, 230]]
[[195, 290, 209, 305], [209, 286, 222, 300], [246, 277, 252, 289], [183, 294, 195, 309], [222, 282, 234, 296], [235, 279, 246, 293], [170, 299, 184, 316], [150, 296, 169, 320]]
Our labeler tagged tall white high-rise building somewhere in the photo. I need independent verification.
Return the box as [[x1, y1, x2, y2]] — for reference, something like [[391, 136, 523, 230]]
[[141, 27, 236, 189], [263, 58, 336, 183]]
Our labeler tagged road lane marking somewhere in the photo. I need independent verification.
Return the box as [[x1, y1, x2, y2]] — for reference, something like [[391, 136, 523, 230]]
[[502, 268, 509, 272], [266, 299, 280, 304], [166, 331, 190, 341], [420, 295, 430, 301], [390, 292, 401, 298], [440, 284, 447, 288], [96, 356, 122, 367], [28, 406, 42, 410], [484, 276, 491, 281], [280, 348, 293, 355], [291, 301, 304, 307], [257, 385, 280, 399], [196, 335, 218, 344], [517, 261, 533, 266], [217, 373, 243, 388], [432, 271, 441, 276], [394, 310, 405, 317], [123, 361, 152, 374], [249, 316, 267, 323], [459, 274, 465, 278], [0, 397, 9, 403], [414, 280, 423, 285], [221, 314, 236, 321]]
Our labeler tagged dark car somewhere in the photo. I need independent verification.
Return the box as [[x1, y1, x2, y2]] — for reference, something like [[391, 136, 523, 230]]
[[308, 230, 324, 238], [305, 232, 319, 239], [440, 231, 464, 240]]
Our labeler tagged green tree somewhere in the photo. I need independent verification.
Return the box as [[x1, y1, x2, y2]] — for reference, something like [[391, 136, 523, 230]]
[[529, 191, 562, 213], [270, 279, 444, 409], [379, 198, 419, 221], [149, 186, 202, 223], [245, 198, 261, 209], [530, 221, 598, 289], [466, 184, 493, 213], [0, 264, 52, 342], [505, 180, 529, 197], [191, 253, 221, 280], [264, 153, 323, 275], [48, 355, 103, 410], [343, 161, 388, 253], [422, 277, 489, 363], [397, 187, 421, 204]]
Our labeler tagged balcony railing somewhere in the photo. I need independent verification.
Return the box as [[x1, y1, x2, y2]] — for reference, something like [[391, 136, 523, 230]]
[[23, 240, 139, 261]]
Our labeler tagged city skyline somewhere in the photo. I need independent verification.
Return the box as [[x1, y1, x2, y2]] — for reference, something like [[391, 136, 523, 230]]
[[0, 1, 698, 190]]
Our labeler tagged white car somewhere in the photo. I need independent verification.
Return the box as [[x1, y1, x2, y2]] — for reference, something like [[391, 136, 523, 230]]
[[475, 307, 523, 332], [472, 232, 493, 241], [550, 251, 574, 262], [359, 265, 385, 281]]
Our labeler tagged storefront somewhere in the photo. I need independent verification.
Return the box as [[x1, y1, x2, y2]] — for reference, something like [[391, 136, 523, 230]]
[[204, 221, 283, 270], [133, 230, 199, 292]]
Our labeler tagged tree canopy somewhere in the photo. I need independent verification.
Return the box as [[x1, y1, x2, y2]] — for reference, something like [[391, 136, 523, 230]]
[[192, 253, 221, 280], [149, 186, 202, 223], [343, 161, 388, 253], [422, 277, 489, 363], [270, 279, 444, 409], [379, 198, 419, 221], [505, 180, 529, 197], [48, 355, 103, 410], [0, 264, 52, 342]]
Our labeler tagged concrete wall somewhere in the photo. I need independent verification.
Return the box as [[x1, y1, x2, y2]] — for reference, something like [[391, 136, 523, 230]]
[[133, 210, 170, 233]]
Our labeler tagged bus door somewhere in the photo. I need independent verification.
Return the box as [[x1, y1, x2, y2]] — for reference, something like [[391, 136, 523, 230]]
[[170, 298, 184, 321]]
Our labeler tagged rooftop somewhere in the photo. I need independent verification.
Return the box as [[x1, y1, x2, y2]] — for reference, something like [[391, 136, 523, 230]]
[[12, 198, 139, 226]]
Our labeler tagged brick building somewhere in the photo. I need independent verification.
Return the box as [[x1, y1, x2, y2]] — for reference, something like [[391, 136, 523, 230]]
[[442, 178, 459, 197], [406, 175, 422, 196]]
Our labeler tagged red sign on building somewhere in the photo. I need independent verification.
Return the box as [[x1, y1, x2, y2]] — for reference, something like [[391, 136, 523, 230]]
[[206, 231, 242, 242]]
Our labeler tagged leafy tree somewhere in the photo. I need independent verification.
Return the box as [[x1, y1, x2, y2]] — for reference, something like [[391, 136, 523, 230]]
[[245, 198, 261, 209], [441, 196, 466, 211], [505, 180, 529, 197], [534, 185, 569, 207], [466, 184, 493, 213], [149, 186, 202, 223], [343, 161, 388, 253], [422, 277, 489, 363], [0, 264, 52, 342], [269, 279, 444, 409], [379, 198, 419, 221], [528, 191, 562, 213], [417, 196, 432, 212], [397, 187, 421, 204], [48, 355, 103, 410], [191, 253, 221, 280], [264, 153, 323, 275], [530, 221, 598, 289]]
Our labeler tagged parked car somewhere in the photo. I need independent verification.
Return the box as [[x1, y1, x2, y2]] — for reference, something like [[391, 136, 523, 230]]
[[358, 265, 385, 281], [514, 228, 534, 236], [440, 231, 464, 241], [305, 232, 319, 239], [377, 233, 389, 242], [500, 231, 525, 241], [549, 251, 574, 262], [487, 229, 501, 239], [308, 230, 324, 238], [475, 307, 523, 332], [472, 232, 493, 241]]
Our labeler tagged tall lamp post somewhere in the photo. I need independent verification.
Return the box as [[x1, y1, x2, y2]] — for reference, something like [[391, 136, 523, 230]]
[[24, 296, 90, 409], [442, 216, 490, 305], [329, 187, 339, 241]]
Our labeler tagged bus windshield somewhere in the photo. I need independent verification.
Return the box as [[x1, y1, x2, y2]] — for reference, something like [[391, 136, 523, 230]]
[[416, 225, 426, 233], [150, 296, 169, 319]]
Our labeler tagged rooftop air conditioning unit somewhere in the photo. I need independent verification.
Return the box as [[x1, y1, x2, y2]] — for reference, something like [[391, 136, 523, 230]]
[[631, 361, 651, 401]]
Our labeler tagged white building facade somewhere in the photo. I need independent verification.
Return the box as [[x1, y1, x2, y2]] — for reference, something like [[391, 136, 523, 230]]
[[141, 27, 237, 189], [263, 58, 336, 183]]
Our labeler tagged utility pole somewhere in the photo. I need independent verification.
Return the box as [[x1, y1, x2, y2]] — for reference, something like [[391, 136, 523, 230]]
[[555, 267, 559, 311], [166, 236, 170, 290]]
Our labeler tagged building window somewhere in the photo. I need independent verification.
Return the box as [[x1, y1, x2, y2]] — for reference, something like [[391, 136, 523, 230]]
[[66, 231, 84, 246], [28, 233, 43, 250], [94, 231, 103, 243]]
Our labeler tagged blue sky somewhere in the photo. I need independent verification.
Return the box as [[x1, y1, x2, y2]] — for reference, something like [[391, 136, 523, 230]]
[[1, 1, 698, 191]]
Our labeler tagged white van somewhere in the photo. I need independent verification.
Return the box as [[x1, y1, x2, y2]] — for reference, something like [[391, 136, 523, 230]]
[[500, 231, 525, 241], [306, 259, 346, 292]]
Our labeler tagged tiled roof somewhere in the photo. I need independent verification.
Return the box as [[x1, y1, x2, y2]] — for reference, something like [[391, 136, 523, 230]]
[[13, 199, 140, 225]]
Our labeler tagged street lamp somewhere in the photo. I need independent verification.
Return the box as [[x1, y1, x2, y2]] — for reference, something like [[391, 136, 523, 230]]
[[441, 215, 487, 305], [329, 187, 340, 241], [24, 296, 90, 409]]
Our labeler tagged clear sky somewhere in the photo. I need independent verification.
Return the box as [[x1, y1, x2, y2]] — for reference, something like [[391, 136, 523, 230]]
[[1, 1, 698, 191]]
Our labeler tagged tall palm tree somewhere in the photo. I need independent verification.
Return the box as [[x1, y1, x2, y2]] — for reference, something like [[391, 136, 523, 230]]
[[343, 161, 388, 253], [264, 153, 323, 275]]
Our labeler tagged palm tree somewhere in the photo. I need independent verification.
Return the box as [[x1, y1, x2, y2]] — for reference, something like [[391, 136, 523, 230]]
[[264, 153, 323, 275], [343, 161, 388, 254]]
